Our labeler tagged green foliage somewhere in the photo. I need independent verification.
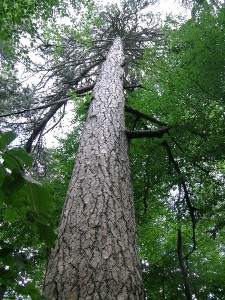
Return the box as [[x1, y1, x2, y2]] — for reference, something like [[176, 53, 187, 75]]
[[0, 0, 59, 42], [128, 4, 225, 299], [1, 0, 225, 298], [0, 131, 56, 297], [0, 0, 62, 64], [0, 0, 94, 65], [44, 127, 81, 227]]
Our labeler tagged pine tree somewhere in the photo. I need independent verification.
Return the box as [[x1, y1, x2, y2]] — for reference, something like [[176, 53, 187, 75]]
[[43, 36, 144, 300]]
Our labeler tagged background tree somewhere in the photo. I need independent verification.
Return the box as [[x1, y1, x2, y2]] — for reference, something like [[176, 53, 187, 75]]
[[128, 2, 225, 298]]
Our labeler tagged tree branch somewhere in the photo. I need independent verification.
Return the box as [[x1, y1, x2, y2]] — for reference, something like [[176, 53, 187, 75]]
[[125, 105, 167, 126], [0, 99, 69, 118], [126, 127, 170, 139], [0, 85, 95, 119], [24, 84, 94, 153], [162, 141, 197, 253]]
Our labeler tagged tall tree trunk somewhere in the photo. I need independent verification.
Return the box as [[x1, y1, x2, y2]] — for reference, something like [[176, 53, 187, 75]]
[[43, 37, 144, 299]]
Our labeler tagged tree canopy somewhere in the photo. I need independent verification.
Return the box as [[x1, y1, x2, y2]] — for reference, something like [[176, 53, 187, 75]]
[[0, 0, 225, 298]]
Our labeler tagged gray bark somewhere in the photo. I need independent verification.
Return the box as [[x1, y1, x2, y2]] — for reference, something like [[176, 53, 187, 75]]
[[43, 37, 144, 299]]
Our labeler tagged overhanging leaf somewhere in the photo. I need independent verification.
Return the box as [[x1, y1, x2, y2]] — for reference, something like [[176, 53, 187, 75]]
[[0, 131, 16, 151], [7, 148, 33, 167], [2, 153, 21, 171], [0, 167, 5, 187], [36, 222, 57, 247]]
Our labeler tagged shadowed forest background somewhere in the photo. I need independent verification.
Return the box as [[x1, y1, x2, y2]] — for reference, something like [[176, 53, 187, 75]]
[[0, 0, 225, 298]]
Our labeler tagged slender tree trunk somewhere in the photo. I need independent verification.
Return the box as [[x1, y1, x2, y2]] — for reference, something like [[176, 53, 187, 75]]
[[177, 227, 193, 300], [43, 37, 144, 299]]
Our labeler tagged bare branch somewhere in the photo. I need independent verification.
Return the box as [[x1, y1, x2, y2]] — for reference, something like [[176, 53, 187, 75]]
[[24, 84, 95, 153], [126, 127, 170, 139], [0, 99, 69, 118], [0, 84, 95, 119], [125, 105, 167, 126]]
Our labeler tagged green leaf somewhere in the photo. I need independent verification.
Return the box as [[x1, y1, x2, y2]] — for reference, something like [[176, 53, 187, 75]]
[[68, 91, 80, 101], [0, 247, 14, 258], [14, 252, 27, 272], [4, 209, 18, 223], [85, 92, 93, 102], [36, 222, 57, 247], [2, 171, 26, 204], [0, 131, 16, 151], [7, 148, 33, 167], [0, 285, 7, 296], [15, 282, 42, 299], [26, 183, 56, 246], [0, 267, 14, 279], [27, 183, 54, 214], [2, 153, 21, 170], [0, 190, 4, 206], [0, 167, 5, 187]]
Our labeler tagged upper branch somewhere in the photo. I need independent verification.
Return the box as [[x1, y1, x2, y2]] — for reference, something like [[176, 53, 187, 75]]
[[127, 127, 170, 139], [125, 105, 167, 126], [25, 84, 94, 153]]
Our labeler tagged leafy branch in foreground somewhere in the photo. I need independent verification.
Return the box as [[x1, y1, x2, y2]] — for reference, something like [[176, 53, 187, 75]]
[[0, 131, 56, 298]]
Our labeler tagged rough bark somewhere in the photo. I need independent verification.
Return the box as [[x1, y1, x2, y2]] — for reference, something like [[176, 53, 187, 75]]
[[43, 37, 144, 299]]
